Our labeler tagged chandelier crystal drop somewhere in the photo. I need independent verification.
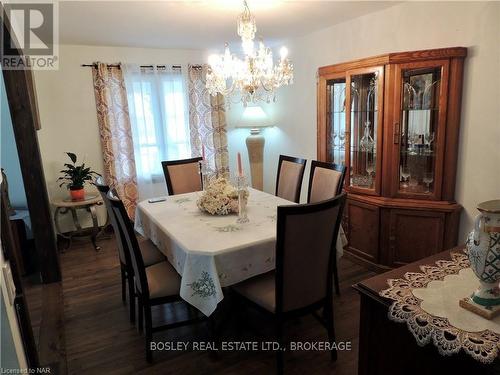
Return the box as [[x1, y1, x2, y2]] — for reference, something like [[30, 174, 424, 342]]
[[206, 0, 293, 106]]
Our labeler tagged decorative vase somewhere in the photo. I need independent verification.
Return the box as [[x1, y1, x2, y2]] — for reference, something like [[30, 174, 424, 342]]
[[359, 121, 374, 152], [70, 187, 85, 201], [466, 200, 500, 308]]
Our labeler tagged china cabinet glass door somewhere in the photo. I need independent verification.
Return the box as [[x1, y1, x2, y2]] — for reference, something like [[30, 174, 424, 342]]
[[394, 61, 449, 199], [326, 78, 346, 165], [346, 67, 384, 194]]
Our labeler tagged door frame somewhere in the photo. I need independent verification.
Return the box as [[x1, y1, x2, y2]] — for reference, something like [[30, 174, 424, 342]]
[[1, 8, 61, 283], [1, 177, 39, 368]]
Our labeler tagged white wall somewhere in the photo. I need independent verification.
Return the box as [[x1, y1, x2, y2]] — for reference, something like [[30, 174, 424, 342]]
[[1, 75, 28, 208], [34, 44, 206, 231], [227, 1, 500, 241]]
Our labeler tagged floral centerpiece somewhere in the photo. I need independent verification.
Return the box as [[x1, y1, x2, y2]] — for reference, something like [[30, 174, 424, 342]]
[[197, 177, 248, 215]]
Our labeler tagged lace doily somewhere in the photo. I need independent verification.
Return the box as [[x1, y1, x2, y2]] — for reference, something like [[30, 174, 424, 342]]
[[380, 252, 500, 364]]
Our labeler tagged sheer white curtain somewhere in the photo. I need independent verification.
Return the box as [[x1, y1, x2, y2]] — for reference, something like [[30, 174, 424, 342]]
[[124, 65, 191, 200]]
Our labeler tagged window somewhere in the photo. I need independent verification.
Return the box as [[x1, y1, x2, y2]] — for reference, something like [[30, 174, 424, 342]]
[[124, 66, 191, 198]]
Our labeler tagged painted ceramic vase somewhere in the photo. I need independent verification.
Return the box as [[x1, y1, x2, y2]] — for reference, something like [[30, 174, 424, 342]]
[[466, 200, 500, 307]]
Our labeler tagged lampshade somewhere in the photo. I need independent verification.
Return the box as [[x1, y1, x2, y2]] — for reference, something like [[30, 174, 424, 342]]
[[237, 106, 272, 128]]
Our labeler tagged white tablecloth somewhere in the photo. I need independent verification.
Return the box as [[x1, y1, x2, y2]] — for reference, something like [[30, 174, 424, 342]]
[[135, 188, 346, 316]]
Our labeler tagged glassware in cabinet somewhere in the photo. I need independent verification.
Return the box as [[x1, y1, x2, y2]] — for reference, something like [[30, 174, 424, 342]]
[[398, 66, 442, 196], [348, 70, 381, 192]]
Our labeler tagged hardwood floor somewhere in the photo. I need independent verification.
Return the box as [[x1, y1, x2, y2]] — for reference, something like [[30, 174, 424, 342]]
[[23, 264, 66, 372], [23, 276, 43, 349], [60, 235, 375, 374]]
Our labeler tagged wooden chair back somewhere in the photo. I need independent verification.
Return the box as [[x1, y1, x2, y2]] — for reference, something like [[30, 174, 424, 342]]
[[95, 177, 128, 266], [108, 189, 150, 298]]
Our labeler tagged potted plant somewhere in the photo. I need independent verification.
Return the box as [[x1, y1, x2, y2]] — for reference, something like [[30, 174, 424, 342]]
[[58, 152, 101, 201]]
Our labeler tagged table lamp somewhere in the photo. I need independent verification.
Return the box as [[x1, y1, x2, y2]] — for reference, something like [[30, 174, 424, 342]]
[[237, 105, 272, 190]]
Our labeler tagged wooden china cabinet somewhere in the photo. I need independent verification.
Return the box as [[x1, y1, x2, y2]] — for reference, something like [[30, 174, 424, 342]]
[[317, 47, 467, 271]]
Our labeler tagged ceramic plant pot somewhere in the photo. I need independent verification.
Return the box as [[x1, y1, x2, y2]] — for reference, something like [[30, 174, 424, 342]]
[[70, 187, 85, 201]]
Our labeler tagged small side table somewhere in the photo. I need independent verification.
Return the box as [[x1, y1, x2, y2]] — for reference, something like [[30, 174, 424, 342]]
[[52, 195, 105, 251]]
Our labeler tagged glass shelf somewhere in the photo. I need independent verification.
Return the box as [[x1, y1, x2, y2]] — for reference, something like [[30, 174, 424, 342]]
[[350, 147, 378, 153], [402, 107, 439, 112], [399, 184, 430, 194], [331, 145, 346, 151], [400, 150, 435, 157]]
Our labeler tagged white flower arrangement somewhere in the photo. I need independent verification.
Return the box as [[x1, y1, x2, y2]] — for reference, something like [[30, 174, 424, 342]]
[[197, 177, 248, 215]]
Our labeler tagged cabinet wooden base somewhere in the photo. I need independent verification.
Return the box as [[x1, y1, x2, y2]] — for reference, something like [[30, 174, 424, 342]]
[[344, 193, 462, 269]]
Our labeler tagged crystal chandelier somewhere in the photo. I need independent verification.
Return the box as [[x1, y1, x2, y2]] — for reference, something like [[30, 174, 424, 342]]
[[206, 0, 293, 106]]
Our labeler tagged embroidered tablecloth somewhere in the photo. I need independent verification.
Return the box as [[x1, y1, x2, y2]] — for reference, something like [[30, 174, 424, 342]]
[[380, 252, 500, 364], [135, 188, 346, 316]]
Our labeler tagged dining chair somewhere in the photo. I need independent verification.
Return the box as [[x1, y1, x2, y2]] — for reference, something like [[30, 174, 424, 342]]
[[95, 178, 165, 324], [161, 157, 203, 195], [108, 189, 203, 362], [232, 193, 346, 374], [306, 161, 346, 295], [275, 155, 307, 203]]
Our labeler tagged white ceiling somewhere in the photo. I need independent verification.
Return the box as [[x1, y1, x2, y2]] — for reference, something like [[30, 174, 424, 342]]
[[59, 1, 396, 50]]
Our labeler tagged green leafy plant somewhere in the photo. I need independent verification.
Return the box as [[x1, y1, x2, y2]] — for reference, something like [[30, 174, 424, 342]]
[[58, 152, 101, 190]]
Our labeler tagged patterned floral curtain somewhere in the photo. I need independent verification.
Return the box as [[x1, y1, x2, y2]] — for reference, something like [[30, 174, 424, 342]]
[[92, 63, 138, 218], [187, 64, 229, 178]]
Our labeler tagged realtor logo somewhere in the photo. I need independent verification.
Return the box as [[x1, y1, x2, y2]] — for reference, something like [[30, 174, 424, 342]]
[[1, 1, 59, 70]]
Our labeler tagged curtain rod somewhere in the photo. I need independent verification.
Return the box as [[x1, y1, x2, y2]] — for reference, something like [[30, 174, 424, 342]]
[[81, 63, 183, 69]]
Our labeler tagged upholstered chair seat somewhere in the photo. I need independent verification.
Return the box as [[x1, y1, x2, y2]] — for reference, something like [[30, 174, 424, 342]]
[[307, 161, 346, 204], [145, 261, 182, 299], [233, 271, 275, 312], [162, 157, 203, 195], [275, 155, 307, 203], [139, 239, 166, 267]]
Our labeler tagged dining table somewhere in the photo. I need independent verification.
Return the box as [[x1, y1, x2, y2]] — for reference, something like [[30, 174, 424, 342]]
[[135, 188, 346, 316]]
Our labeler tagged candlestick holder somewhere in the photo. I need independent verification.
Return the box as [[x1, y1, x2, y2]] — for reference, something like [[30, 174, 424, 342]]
[[234, 174, 249, 224], [199, 160, 214, 191]]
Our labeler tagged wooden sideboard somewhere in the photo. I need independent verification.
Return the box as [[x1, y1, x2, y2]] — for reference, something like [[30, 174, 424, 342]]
[[317, 47, 466, 270], [354, 247, 499, 374]]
